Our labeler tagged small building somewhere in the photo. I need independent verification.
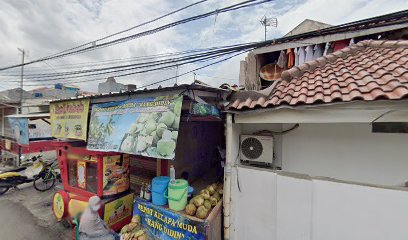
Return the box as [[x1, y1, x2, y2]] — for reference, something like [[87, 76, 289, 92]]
[[98, 77, 136, 93], [224, 39, 408, 240], [239, 10, 408, 90]]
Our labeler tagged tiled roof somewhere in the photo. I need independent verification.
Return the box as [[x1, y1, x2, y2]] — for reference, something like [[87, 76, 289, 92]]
[[228, 40, 408, 111]]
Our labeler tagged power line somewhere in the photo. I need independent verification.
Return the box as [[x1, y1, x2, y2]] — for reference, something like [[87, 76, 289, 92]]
[[0, 0, 272, 71], [137, 50, 249, 89], [17, 50, 244, 86], [14, 45, 250, 80]]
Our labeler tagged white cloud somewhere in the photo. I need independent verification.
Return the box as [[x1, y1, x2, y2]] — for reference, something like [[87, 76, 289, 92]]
[[0, 0, 406, 91]]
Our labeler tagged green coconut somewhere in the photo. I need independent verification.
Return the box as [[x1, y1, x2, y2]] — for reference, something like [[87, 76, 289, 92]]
[[196, 206, 209, 219], [192, 195, 204, 207], [156, 123, 167, 137], [159, 112, 176, 127], [161, 129, 172, 141], [174, 100, 182, 116], [212, 192, 221, 201], [171, 131, 178, 140], [209, 196, 218, 207], [200, 192, 210, 200], [185, 203, 196, 216], [150, 131, 159, 145], [207, 185, 216, 195], [144, 119, 157, 135], [132, 215, 142, 224], [157, 139, 176, 156], [136, 136, 148, 152], [203, 200, 212, 210]]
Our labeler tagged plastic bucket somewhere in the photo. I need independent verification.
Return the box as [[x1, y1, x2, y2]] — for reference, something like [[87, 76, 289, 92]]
[[167, 179, 188, 211], [151, 176, 170, 206]]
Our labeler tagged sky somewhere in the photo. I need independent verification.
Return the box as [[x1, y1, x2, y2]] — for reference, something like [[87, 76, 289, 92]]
[[0, 0, 407, 92]]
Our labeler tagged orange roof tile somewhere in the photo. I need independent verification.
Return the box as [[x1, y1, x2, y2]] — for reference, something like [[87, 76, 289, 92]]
[[227, 40, 408, 111]]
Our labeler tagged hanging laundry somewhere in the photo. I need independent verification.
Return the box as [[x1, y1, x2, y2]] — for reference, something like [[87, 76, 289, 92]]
[[323, 42, 330, 56], [277, 50, 288, 69], [312, 44, 323, 59], [332, 39, 349, 52], [305, 45, 314, 62], [294, 48, 299, 66], [286, 48, 295, 68], [349, 38, 355, 46], [298, 46, 306, 65]]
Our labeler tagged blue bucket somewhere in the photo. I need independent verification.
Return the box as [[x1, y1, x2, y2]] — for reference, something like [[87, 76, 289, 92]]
[[152, 176, 170, 206]]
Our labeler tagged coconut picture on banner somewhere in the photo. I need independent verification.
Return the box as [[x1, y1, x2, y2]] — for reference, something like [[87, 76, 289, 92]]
[[87, 95, 182, 160]]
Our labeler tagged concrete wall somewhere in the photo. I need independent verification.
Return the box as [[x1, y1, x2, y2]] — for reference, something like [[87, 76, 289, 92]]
[[236, 122, 408, 186], [282, 123, 408, 186], [230, 166, 408, 240]]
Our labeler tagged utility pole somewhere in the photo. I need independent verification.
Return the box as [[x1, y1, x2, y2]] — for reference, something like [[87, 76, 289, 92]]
[[260, 16, 278, 41], [17, 48, 25, 114], [17, 48, 25, 167]]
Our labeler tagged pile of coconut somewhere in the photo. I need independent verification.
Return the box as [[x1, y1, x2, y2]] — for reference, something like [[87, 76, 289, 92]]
[[185, 183, 223, 219], [120, 215, 151, 240]]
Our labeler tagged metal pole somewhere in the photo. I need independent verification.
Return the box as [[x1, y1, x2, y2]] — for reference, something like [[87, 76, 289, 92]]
[[264, 24, 267, 41], [175, 65, 179, 85], [17, 48, 25, 166], [18, 48, 25, 114]]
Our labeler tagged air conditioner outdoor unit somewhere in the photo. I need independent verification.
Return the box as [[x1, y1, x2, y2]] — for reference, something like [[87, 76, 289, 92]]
[[240, 135, 273, 165]]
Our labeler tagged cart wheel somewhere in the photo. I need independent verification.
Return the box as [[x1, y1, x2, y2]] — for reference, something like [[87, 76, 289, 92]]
[[0, 186, 9, 195], [33, 172, 56, 192], [61, 218, 73, 228]]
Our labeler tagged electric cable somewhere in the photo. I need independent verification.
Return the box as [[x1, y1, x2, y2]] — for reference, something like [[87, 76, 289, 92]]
[[0, 0, 272, 71]]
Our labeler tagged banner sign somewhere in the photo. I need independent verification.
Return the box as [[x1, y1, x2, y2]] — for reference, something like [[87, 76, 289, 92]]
[[50, 99, 90, 140], [5, 117, 29, 145], [103, 155, 130, 196], [87, 95, 182, 160], [104, 193, 134, 227], [6, 118, 29, 145], [134, 199, 206, 240]]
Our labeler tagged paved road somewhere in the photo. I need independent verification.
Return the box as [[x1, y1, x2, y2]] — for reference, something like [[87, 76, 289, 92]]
[[0, 184, 72, 240]]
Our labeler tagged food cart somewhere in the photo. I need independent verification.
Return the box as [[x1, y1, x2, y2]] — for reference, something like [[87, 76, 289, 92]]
[[52, 141, 134, 231], [49, 84, 228, 239]]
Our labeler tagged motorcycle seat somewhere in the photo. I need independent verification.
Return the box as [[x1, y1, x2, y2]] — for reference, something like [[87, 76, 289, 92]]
[[0, 172, 23, 179]]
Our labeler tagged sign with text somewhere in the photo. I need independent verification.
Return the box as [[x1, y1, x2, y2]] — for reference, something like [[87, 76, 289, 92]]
[[50, 99, 90, 140], [133, 199, 206, 240], [87, 95, 182, 160], [104, 193, 134, 227]]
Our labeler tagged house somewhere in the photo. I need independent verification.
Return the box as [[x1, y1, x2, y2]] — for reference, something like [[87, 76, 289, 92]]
[[97, 76, 136, 93], [223, 39, 408, 240], [283, 19, 332, 37], [239, 10, 408, 90]]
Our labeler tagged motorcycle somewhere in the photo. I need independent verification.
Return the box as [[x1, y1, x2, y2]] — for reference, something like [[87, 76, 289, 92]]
[[0, 155, 58, 195]]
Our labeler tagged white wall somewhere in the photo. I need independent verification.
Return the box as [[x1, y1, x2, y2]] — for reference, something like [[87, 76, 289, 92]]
[[230, 166, 408, 240], [282, 123, 408, 186]]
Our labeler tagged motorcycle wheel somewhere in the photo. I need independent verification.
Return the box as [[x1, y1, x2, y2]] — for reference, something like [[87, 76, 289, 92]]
[[33, 172, 56, 192], [0, 186, 9, 195]]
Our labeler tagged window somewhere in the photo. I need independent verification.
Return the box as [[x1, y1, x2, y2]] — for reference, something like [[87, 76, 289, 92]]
[[67, 158, 97, 194]]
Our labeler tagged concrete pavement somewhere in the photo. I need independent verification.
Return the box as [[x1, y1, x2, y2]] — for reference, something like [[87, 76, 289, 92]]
[[0, 183, 72, 240]]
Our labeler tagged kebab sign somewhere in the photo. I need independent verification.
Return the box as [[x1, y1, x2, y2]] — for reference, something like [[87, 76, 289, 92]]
[[50, 99, 90, 140]]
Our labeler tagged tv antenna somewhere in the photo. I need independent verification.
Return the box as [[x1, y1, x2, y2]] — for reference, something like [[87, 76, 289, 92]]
[[260, 16, 278, 41]]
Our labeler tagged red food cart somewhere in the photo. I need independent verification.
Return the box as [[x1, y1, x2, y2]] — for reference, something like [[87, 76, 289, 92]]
[[52, 141, 133, 231]]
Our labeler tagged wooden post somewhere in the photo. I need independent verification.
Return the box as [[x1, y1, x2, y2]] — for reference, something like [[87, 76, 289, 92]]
[[156, 159, 161, 176]]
